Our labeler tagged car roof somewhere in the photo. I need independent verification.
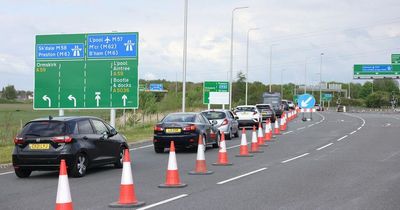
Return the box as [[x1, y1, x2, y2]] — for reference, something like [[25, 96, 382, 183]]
[[29, 116, 102, 122], [255, 104, 271, 106], [236, 105, 256, 108], [167, 112, 198, 115], [202, 109, 229, 112]]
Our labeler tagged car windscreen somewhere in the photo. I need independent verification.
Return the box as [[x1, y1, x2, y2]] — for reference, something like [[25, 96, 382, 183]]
[[235, 107, 255, 112], [163, 114, 196, 122], [20, 121, 68, 137], [202, 111, 226, 120]]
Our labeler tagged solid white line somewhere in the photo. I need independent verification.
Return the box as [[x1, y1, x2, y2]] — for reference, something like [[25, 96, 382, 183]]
[[316, 143, 333, 151], [226, 144, 242, 150], [281, 153, 310, 163], [0, 171, 13, 176], [357, 127, 362, 130], [308, 124, 314, 127], [129, 144, 153, 151], [349, 131, 357, 135], [297, 127, 305, 130], [217, 168, 267, 185], [337, 135, 348, 141], [137, 194, 189, 210]]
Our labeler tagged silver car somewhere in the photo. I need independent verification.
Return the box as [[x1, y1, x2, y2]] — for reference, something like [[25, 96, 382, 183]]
[[201, 110, 239, 140]]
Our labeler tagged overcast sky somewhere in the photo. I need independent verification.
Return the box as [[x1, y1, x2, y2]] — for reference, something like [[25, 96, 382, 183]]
[[1, 0, 399, 90]]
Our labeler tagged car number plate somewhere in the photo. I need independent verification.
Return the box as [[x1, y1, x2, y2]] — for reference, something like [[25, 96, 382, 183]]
[[29, 144, 50, 150], [165, 128, 181, 134]]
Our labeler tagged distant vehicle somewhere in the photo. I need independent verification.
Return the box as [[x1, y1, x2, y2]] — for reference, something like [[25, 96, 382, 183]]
[[337, 105, 345, 112], [261, 92, 283, 118], [281, 100, 290, 111], [153, 112, 219, 153], [315, 104, 324, 111], [287, 100, 295, 110], [201, 110, 239, 140], [12, 116, 128, 178], [255, 104, 276, 123], [234, 105, 262, 127]]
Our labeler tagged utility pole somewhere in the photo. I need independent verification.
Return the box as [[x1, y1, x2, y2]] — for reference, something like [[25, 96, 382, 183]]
[[181, 0, 188, 112]]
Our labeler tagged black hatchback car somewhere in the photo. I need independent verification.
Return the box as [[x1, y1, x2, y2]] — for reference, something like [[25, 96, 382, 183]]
[[153, 112, 220, 153], [12, 116, 129, 178]]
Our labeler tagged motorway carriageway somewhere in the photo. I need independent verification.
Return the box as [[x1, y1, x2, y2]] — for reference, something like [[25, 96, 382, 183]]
[[1, 111, 400, 209]]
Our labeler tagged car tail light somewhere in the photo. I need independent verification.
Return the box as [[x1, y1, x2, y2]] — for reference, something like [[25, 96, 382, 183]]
[[183, 124, 196, 131], [51, 136, 73, 143], [14, 137, 24, 144], [221, 119, 228, 126], [154, 125, 164, 131]]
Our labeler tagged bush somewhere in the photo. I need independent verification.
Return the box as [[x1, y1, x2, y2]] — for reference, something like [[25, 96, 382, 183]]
[[365, 91, 390, 108]]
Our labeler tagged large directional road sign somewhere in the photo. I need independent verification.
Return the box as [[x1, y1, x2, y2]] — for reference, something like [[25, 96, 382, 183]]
[[34, 32, 139, 109], [392, 54, 400, 64], [353, 64, 400, 79], [298, 94, 316, 109], [322, 93, 333, 102], [203, 81, 229, 104]]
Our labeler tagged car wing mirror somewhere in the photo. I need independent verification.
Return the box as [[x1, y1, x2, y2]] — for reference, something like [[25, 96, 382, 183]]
[[101, 131, 108, 140], [109, 128, 118, 137]]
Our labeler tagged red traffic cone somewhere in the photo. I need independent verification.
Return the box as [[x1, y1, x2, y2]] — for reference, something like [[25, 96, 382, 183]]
[[274, 120, 281, 135], [257, 123, 268, 147], [250, 126, 263, 153], [159, 141, 187, 188], [264, 119, 272, 142], [109, 149, 145, 208], [213, 131, 233, 165], [55, 159, 73, 210], [189, 135, 213, 175], [236, 128, 253, 157]]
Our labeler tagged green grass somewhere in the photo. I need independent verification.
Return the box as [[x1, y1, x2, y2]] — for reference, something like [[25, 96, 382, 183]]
[[0, 146, 13, 164]]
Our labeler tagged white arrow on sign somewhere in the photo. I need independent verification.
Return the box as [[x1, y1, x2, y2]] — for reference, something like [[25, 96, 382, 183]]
[[122, 95, 127, 107], [95, 92, 101, 107], [68, 95, 76, 107], [301, 96, 313, 107], [42, 95, 51, 107]]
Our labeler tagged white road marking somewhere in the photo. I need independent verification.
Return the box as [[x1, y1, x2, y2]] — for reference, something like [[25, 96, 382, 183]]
[[316, 143, 334, 151], [0, 171, 13, 176], [349, 131, 357, 135], [217, 168, 267, 185], [381, 150, 400, 162], [281, 153, 310, 163], [357, 127, 362, 130], [129, 144, 153, 151], [226, 144, 243, 150], [308, 124, 314, 127], [297, 127, 305, 130], [137, 194, 189, 210], [282, 131, 293, 135], [337, 135, 348, 141]]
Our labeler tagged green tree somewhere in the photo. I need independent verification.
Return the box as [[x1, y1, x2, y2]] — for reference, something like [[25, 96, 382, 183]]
[[232, 71, 246, 106], [1, 85, 17, 100], [373, 79, 399, 93], [365, 91, 390, 108], [360, 82, 373, 99]]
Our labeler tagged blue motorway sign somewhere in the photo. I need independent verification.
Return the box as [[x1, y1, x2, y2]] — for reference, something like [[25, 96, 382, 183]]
[[36, 43, 84, 60], [298, 94, 316, 109], [87, 33, 138, 58], [361, 65, 392, 72], [149, 84, 163, 91]]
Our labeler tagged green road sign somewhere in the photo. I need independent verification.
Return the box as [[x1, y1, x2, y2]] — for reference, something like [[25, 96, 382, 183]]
[[353, 64, 400, 79], [293, 95, 298, 103], [392, 54, 400, 64], [139, 84, 146, 92], [34, 32, 139, 109], [203, 81, 229, 104], [322, 93, 333, 101]]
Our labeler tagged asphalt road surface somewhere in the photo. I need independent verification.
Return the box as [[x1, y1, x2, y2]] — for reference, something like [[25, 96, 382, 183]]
[[1, 111, 400, 210]]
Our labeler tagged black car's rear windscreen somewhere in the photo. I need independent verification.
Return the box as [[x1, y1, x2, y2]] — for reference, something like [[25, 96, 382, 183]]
[[21, 121, 69, 137]]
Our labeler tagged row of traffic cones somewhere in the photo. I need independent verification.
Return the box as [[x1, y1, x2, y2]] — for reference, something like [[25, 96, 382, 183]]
[[55, 113, 300, 209]]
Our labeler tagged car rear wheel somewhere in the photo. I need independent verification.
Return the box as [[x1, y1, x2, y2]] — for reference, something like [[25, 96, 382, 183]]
[[154, 146, 164, 153], [70, 153, 88, 178], [14, 168, 32, 178], [226, 129, 232, 140], [212, 133, 220, 148], [234, 128, 239, 137], [114, 147, 124, 168]]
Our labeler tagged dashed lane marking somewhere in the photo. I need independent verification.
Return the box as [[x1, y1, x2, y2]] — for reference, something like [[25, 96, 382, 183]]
[[281, 153, 310, 163], [316, 143, 334, 151], [137, 194, 189, 210], [217, 168, 267, 185]]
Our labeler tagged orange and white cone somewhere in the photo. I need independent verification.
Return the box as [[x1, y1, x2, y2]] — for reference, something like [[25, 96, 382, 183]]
[[250, 126, 264, 153], [283, 114, 288, 130], [280, 114, 286, 131], [257, 123, 268, 147], [236, 128, 253, 157], [213, 131, 233, 165], [264, 120, 272, 142], [55, 159, 73, 210], [189, 135, 213, 175], [159, 141, 187, 188], [109, 149, 145, 208], [274, 120, 281, 135]]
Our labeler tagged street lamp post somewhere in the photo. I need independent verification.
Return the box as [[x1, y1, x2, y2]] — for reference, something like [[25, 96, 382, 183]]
[[280, 69, 287, 98], [182, 0, 188, 112], [269, 44, 278, 92], [319, 53, 324, 105], [245, 27, 259, 105], [229, 6, 248, 110]]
